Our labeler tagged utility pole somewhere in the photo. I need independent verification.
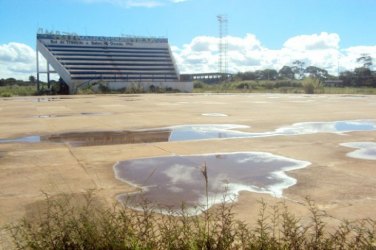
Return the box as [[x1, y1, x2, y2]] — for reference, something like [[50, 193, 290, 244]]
[[217, 15, 228, 79]]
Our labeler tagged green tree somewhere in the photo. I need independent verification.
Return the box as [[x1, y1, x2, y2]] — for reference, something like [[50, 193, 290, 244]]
[[261, 69, 278, 80], [292, 60, 306, 79], [29, 75, 36, 84], [278, 66, 295, 80], [357, 54, 373, 69], [305, 66, 329, 81]]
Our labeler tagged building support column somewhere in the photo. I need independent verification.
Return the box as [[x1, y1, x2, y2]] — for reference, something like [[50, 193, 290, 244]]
[[36, 49, 40, 92], [47, 61, 50, 89]]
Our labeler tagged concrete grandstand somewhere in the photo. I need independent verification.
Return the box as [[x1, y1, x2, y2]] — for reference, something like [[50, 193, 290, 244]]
[[36, 33, 192, 93]]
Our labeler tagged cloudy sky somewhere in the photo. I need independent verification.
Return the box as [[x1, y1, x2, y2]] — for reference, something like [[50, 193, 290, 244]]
[[0, 0, 376, 80]]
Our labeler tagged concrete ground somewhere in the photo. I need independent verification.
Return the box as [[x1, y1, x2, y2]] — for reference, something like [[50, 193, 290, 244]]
[[1, 93, 376, 231]]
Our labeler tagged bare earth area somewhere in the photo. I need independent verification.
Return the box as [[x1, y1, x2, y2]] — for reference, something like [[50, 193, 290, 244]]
[[1, 93, 376, 233]]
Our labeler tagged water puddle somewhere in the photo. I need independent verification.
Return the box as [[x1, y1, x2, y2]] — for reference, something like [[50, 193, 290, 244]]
[[44, 130, 171, 147], [114, 152, 310, 214], [168, 124, 250, 141], [0, 130, 171, 146], [33, 97, 61, 102], [33, 112, 112, 118], [340, 142, 376, 160], [168, 120, 376, 142], [80, 112, 111, 116], [1, 120, 376, 147], [201, 113, 228, 117], [271, 120, 376, 136], [33, 115, 58, 118], [0, 135, 41, 143]]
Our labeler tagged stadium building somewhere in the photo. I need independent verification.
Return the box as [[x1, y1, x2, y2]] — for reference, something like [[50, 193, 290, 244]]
[[36, 33, 192, 94]]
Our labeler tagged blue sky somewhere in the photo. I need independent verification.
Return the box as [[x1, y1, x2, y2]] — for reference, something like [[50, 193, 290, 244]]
[[1, 0, 376, 79]]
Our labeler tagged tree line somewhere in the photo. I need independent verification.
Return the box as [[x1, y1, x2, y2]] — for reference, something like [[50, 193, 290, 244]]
[[1, 55, 375, 88], [0, 76, 38, 86], [233, 54, 376, 87]]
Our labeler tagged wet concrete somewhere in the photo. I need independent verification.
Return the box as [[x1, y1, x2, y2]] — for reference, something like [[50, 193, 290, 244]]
[[33, 112, 112, 118], [1, 120, 376, 147], [341, 142, 376, 160], [114, 152, 310, 213], [44, 130, 171, 147], [201, 113, 228, 117], [168, 120, 376, 141], [272, 120, 376, 135], [169, 124, 250, 141], [0, 135, 41, 143]]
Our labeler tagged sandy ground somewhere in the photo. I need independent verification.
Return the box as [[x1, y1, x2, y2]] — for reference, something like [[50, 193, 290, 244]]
[[1, 93, 376, 240]]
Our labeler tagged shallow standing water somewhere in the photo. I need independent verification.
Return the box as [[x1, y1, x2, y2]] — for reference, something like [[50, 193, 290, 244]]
[[1, 120, 376, 146], [341, 142, 376, 160], [114, 152, 310, 213]]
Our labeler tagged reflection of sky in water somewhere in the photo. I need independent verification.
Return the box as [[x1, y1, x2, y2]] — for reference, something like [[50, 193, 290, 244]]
[[0, 135, 41, 143], [201, 113, 228, 117], [169, 125, 249, 141], [274, 120, 376, 135], [341, 142, 376, 160], [1, 120, 376, 145], [114, 152, 310, 214], [169, 120, 376, 142]]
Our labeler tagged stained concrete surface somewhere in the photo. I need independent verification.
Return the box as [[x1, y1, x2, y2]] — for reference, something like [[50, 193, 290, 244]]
[[1, 93, 376, 233]]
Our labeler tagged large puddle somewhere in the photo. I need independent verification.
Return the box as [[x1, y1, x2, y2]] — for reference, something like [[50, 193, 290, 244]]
[[341, 142, 376, 160], [1, 120, 376, 147], [168, 120, 376, 142], [201, 113, 228, 117], [114, 152, 310, 213], [0, 130, 171, 147], [33, 112, 112, 118]]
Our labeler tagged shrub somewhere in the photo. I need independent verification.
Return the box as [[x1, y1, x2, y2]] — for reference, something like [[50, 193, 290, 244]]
[[303, 77, 321, 94], [194, 82, 204, 88], [4, 191, 376, 250]]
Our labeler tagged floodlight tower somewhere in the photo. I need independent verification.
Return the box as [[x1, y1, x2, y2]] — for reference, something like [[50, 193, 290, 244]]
[[217, 15, 228, 77]]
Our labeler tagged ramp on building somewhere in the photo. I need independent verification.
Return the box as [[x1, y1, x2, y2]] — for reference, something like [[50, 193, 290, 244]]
[[36, 33, 192, 93]]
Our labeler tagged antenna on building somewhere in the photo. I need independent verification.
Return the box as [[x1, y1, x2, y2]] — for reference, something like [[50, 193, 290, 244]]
[[217, 14, 228, 77]]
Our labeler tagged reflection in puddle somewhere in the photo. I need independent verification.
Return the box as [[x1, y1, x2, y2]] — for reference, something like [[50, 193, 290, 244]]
[[169, 124, 249, 141], [201, 113, 228, 117], [272, 120, 376, 135], [0, 135, 41, 143], [168, 120, 376, 142], [0, 130, 171, 146], [114, 152, 310, 213], [1, 120, 376, 147], [341, 142, 376, 160], [33, 97, 61, 102], [80, 112, 111, 116], [44, 130, 171, 147], [33, 112, 112, 118], [33, 115, 57, 118]]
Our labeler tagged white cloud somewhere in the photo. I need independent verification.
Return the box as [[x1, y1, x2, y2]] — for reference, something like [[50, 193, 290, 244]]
[[1, 32, 376, 80], [173, 32, 376, 75], [0, 43, 37, 80], [0, 42, 34, 63], [283, 32, 340, 51]]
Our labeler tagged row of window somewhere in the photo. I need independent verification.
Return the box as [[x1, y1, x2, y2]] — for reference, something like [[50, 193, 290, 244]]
[[46, 45, 168, 52], [58, 56, 170, 61], [53, 52, 170, 57], [60, 59, 173, 64], [66, 65, 174, 70], [71, 76, 178, 80], [71, 71, 176, 75]]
